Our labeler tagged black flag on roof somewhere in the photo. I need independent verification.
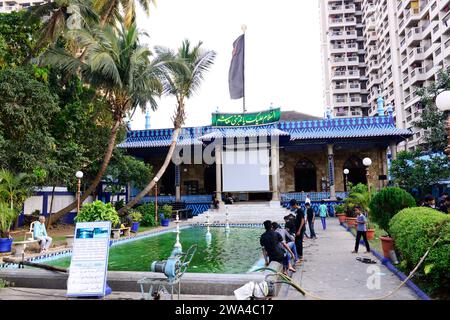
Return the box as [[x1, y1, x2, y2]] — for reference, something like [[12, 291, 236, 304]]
[[228, 34, 245, 100]]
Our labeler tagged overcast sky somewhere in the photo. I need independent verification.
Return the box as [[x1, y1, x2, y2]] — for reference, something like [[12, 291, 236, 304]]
[[132, 0, 324, 130]]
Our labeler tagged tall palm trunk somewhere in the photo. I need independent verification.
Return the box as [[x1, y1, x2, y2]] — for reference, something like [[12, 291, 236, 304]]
[[118, 127, 181, 214], [119, 99, 185, 214], [48, 117, 122, 224]]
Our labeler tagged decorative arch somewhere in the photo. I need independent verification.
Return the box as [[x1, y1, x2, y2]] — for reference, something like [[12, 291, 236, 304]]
[[294, 158, 317, 192], [343, 156, 367, 191]]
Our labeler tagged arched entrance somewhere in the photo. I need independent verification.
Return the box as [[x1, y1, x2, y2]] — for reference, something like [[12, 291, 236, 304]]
[[295, 158, 317, 192], [343, 156, 367, 191], [204, 165, 216, 195]]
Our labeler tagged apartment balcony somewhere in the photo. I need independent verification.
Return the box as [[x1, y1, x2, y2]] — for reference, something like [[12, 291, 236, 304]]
[[347, 70, 360, 78], [424, 64, 436, 80], [366, 31, 377, 44], [441, 15, 450, 35], [409, 47, 425, 65], [406, 27, 423, 47], [368, 60, 381, 73], [329, 18, 344, 27], [330, 45, 347, 54], [346, 43, 359, 53], [404, 7, 421, 28], [334, 100, 349, 108], [333, 85, 348, 94], [444, 38, 450, 58], [347, 56, 359, 65], [348, 84, 361, 93], [423, 42, 440, 59], [410, 67, 427, 84], [329, 4, 356, 14], [434, 46, 444, 63], [430, 1, 439, 19], [348, 98, 362, 107], [330, 30, 357, 41], [431, 22, 441, 43]]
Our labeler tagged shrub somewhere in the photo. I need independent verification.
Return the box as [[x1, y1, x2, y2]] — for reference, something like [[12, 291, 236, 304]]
[[136, 202, 156, 227], [0, 201, 18, 238], [75, 201, 120, 227], [162, 204, 173, 219], [390, 207, 450, 293], [129, 210, 142, 222], [334, 204, 345, 214], [369, 187, 416, 235], [344, 183, 373, 217]]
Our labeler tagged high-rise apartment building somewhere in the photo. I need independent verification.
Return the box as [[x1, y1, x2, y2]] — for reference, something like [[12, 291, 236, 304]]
[[0, 0, 49, 13], [321, 0, 450, 151], [320, 0, 369, 118]]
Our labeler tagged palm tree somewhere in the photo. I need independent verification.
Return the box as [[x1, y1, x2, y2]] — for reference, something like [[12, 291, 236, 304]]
[[40, 22, 167, 223], [26, 0, 98, 59], [93, 0, 156, 27], [0, 170, 30, 229], [119, 39, 216, 213]]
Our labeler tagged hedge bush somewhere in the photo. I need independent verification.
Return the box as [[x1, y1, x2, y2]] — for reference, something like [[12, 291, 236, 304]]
[[136, 202, 156, 227], [390, 207, 450, 293], [369, 187, 416, 234], [75, 201, 120, 227]]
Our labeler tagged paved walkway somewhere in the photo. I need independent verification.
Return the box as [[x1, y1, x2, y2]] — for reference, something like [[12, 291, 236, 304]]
[[280, 218, 418, 300]]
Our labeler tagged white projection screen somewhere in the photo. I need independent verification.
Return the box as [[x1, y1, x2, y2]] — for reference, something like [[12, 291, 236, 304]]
[[222, 149, 270, 192]]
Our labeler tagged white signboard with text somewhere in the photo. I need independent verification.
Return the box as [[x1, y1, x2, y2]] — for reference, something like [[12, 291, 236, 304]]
[[66, 221, 111, 297]]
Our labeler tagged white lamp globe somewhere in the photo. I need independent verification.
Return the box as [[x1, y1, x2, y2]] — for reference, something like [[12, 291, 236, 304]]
[[75, 171, 84, 179], [436, 90, 450, 112], [344, 169, 350, 175], [363, 158, 372, 167]]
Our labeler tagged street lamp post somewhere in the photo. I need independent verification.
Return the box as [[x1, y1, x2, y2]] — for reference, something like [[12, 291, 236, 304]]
[[75, 171, 83, 214], [363, 158, 372, 194], [343, 169, 350, 192], [436, 90, 450, 161]]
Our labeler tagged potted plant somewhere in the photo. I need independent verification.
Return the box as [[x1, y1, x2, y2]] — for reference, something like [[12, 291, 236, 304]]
[[129, 210, 142, 233], [334, 204, 346, 224], [160, 204, 172, 227], [369, 187, 416, 258], [0, 201, 18, 253], [366, 222, 376, 240]]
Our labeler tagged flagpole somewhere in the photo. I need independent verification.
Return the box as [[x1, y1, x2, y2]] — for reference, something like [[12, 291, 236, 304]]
[[241, 24, 247, 113]]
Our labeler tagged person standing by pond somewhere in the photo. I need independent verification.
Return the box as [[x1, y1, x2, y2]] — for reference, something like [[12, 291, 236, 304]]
[[305, 203, 317, 239], [352, 206, 371, 254], [290, 199, 306, 262], [318, 200, 329, 230]]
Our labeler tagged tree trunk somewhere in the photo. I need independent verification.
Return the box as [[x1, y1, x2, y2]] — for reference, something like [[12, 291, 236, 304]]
[[48, 118, 122, 225], [118, 127, 182, 214], [45, 186, 56, 228]]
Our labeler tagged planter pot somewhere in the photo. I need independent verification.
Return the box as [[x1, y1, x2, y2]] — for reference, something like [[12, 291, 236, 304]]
[[346, 217, 357, 227], [336, 214, 346, 224], [366, 229, 375, 241], [0, 237, 13, 253], [131, 222, 140, 233], [380, 236, 395, 258], [161, 218, 170, 227]]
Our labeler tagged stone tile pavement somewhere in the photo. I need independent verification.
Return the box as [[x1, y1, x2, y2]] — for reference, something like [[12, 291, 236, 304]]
[[279, 218, 419, 300]]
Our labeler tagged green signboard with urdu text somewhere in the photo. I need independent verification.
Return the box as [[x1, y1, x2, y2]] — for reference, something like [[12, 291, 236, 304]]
[[212, 108, 281, 127]]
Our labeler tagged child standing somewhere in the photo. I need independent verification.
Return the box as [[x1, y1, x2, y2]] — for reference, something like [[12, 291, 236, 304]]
[[352, 206, 371, 253], [318, 200, 328, 230]]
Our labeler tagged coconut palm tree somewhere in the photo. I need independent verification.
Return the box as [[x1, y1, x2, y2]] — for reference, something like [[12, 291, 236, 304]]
[[0, 170, 30, 229], [119, 39, 216, 213], [94, 0, 156, 27], [40, 22, 167, 223], [25, 0, 98, 59]]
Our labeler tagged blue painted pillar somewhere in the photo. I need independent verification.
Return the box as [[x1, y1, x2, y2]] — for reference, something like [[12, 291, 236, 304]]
[[175, 165, 181, 202], [327, 144, 337, 200]]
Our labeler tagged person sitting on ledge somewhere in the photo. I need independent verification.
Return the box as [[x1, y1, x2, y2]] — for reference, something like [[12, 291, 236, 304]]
[[33, 215, 53, 254]]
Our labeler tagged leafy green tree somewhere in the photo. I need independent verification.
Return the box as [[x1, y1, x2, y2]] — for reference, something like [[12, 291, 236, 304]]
[[121, 39, 216, 213], [390, 150, 450, 197], [0, 11, 41, 67], [0, 67, 59, 175], [40, 22, 166, 221], [413, 69, 450, 152], [94, 0, 156, 27]]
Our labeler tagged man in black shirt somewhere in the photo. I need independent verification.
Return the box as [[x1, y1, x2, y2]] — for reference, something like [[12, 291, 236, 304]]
[[290, 199, 306, 261], [306, 203, 317, 239], [260, 220, 293, 272]]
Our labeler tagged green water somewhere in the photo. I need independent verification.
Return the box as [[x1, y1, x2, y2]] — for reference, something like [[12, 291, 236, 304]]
[[47, 227, 264, 274]]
